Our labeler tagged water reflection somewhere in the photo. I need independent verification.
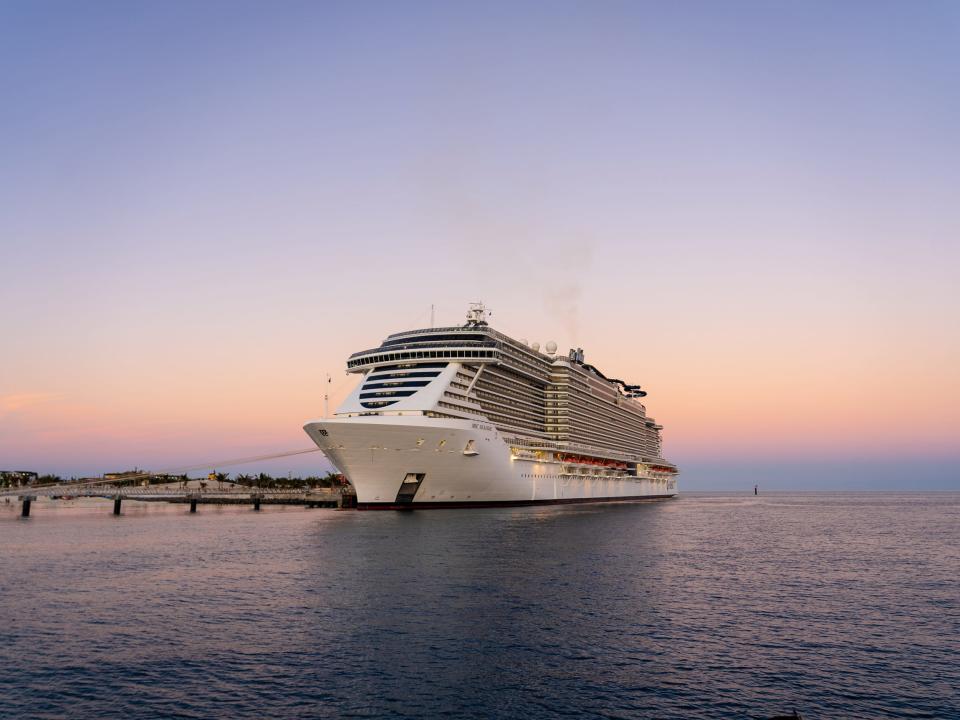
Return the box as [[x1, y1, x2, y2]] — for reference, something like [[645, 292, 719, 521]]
[[2, 494, 958, 719]]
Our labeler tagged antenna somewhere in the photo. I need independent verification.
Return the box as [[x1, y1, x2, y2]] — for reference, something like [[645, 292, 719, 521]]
[[323, 373, 331, 418], [430, 304, 435, 328]]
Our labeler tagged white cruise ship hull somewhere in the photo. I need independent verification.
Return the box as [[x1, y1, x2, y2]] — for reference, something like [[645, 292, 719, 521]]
[[304, 416, 677, 509]]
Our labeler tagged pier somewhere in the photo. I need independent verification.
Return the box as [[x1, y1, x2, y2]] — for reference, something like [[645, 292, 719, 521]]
[[1, 447, 361, 518], [3, 483, 356, 516]]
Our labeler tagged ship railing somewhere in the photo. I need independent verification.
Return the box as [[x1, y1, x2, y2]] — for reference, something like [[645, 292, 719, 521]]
[[504, 439, 674, 468], [386, 326, 481, 338], [385, 326, 531, 349], [349, 340, 500, 359], [502, 436, 648, 462]]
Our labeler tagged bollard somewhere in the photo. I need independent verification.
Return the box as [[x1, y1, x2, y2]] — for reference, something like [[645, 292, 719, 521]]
[[190, 497, 198, 513], [21, 497, 32, 518], [253, 497, 261, 511], [113, 496, 122, 516]]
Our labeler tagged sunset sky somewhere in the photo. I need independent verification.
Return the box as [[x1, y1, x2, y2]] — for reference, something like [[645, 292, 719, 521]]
[[2, 1, 958, 488]]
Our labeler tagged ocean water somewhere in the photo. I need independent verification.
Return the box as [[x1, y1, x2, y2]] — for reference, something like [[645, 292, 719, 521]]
[[1, 493, 957, 719]]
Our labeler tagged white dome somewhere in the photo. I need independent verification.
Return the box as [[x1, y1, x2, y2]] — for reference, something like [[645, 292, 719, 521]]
[[545, 341, 558, 354], [531, 342, 540, 352]]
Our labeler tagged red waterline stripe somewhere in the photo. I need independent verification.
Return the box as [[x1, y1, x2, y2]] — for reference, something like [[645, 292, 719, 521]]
[[356, 494, 677, 511]]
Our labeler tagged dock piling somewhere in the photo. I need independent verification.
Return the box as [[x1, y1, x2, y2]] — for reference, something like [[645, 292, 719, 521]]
[[189, 497, 198, 513], [253, 496, 261, 511], [20, 497, 32, 518], [113, 496, 122, 515]]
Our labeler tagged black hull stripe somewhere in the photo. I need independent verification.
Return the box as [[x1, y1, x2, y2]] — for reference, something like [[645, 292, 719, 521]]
[[357, 494, 677, 511]]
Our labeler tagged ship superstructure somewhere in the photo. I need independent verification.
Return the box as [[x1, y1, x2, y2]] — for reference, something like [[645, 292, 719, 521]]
[[304, 303, 677, 508]]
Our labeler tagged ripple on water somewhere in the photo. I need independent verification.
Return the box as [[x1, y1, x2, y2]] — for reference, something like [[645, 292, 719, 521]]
[[0, 493, 958, 719]]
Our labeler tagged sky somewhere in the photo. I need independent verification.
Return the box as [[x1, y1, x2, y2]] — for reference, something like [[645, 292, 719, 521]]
[[1, 1, 958, 489]]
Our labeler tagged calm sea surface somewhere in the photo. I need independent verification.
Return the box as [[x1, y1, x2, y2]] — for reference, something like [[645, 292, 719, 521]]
[[1, 493, 958, 719]]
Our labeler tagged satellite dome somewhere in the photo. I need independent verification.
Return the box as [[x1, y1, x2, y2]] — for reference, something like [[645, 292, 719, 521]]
[[531, 342, 540, 352], [520, 339, 528, 346], [545, 341, 558, 355]]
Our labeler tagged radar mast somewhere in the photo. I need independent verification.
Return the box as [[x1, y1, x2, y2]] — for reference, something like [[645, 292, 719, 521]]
[[465, 302, 490, 327]]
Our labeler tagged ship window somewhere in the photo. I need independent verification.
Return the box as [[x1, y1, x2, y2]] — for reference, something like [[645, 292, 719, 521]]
[[360, 400, 398, 408], [362, 381, 431, 390], [381, 333, 487, 347], [359, 390, 418, 399], [367, 371, 441, 381], [373, 363, 447, 373]]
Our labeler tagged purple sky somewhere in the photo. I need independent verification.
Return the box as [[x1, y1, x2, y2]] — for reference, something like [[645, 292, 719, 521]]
[[1, 1, 958, 488]]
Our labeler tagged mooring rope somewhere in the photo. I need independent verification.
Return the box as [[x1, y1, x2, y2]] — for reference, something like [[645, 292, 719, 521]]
[[154, 447, 323, 477]]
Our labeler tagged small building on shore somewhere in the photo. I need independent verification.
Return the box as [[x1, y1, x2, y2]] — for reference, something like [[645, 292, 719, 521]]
[[1, 471, 38, 488]]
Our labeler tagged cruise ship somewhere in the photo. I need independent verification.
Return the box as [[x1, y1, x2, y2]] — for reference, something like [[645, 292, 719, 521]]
[[304, 303, 677, 508]]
